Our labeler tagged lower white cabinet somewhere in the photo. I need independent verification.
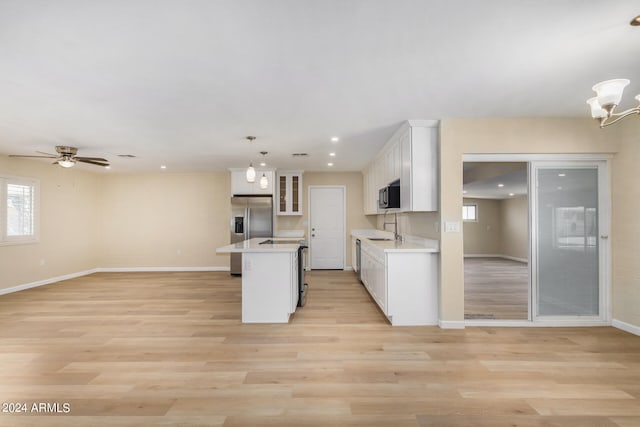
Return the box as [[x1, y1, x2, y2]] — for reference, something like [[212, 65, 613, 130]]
[[241, 251, 298, 323], [359, 242, 438, 326]]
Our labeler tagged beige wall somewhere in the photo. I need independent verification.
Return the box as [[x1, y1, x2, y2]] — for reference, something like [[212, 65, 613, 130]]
[[462, 198, 502, 255], [462, 196, 528, 260], [1, 166, 371, 290], [440, 118, 617, 323], [500, 196, 528, 260], [276, 172, 376, 267], [611, 119, 640, 329], [0, 157, 102, 291], [99, 172, 231, 268]]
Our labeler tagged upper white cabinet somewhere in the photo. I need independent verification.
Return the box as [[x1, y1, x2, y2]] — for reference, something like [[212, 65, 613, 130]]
[[384, 135, 402, 184], [362, 165, 378, 215], [277, 171, 303, 216], [400, 122, 438, 212], [361, 120, 438, 213], [230, 169, 275, 195]]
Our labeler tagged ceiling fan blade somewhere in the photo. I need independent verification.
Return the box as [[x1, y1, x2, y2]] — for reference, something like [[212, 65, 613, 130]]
[[36, 151, 58, 156], [75, 156, 109, 162], [77, 159, 109, 167], [9, 154, 57, 158]]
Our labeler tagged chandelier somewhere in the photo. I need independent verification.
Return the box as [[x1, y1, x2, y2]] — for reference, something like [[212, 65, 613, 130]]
[[587, 79, 640, 128]]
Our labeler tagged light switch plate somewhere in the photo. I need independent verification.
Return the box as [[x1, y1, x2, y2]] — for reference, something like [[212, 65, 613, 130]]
[[445, 221, 461, 233]]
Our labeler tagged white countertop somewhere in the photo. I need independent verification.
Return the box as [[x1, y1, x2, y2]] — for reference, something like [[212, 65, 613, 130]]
[[217, 237, 301, 254], [351, 229, 439, 253]]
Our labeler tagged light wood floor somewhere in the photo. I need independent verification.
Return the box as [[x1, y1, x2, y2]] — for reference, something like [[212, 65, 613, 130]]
[[1, 271, 639, 426], [465, 257, 529, 320]]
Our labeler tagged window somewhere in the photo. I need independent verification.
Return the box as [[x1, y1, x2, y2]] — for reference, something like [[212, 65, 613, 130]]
[[1, 176, 39, 245], [462, 204, 477, 222]]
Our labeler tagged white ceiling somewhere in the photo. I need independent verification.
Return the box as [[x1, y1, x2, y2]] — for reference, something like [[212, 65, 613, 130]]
[[1, 1, 639, 173], [463, 163, 528, 199]]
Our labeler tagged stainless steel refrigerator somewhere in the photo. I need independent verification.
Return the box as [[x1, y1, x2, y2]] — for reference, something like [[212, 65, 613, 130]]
[[230, 196, 273, 275]]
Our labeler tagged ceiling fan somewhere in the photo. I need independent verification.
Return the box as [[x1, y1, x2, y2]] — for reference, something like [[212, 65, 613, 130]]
[[9, 146, 110, 168]]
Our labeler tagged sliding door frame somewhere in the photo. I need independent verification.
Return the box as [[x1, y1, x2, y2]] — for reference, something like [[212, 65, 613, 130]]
[[530, 160, 611, 325], [463, 153, 612, 327]]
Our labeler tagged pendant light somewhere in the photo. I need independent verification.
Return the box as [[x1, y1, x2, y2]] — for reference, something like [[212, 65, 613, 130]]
[[259, 151, 268, 189], [245, 136, 256, 183]]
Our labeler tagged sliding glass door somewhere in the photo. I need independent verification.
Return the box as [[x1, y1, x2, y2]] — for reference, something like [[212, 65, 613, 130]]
[[531, 161, 609, 320]]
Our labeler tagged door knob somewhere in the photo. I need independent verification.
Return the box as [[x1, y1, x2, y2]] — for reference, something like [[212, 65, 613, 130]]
[[600, 235, 609, 239]]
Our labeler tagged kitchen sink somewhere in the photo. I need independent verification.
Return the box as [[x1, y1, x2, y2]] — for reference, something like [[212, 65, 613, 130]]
[[368, 237, 393, 241]]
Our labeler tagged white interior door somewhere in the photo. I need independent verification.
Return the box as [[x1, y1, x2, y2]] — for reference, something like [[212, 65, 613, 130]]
[[309, 186, 345, 269], [531, 161, 610, 321]]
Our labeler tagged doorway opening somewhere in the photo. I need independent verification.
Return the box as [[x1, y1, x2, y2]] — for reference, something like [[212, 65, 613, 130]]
[[463, 162, 529, 320]]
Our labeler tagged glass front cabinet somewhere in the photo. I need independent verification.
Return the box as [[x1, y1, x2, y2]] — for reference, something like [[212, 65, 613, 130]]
[[277, 171, 303, 216]]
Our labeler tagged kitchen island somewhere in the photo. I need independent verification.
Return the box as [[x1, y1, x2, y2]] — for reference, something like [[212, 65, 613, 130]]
[[216, 238, 301, 323]]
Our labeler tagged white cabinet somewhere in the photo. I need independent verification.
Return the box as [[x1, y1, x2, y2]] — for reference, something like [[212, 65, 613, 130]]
[[386, 252, 438, 325], [374, 155, 386, 192], [360, 244, 387, 315], [277, 171, 303, 216], [357, 239, 438, 326], [384, 137, 402, 184], [361, 120, 438, 213], [362, 165, 378, 215], [230, 169, 275, 195], [240, 250, 298, 323], [400, 124, 438, 212]]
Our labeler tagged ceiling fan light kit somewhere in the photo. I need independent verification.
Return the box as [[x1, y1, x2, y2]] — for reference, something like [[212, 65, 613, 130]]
[[9, 145, 110, 168], [58, 157, 76, 168], [587, 79, 640, 128]]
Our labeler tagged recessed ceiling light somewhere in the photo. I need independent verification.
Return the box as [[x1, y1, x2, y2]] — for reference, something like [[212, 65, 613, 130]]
[[160, 165, 167, 169], [509, 192, 515, 197], [631, 15, 640, 26], [260, 162, 266, 167], [105, 166, 111, 170], [558, 173, 566, 177], [327, 162, 334, 167], [331, 137, 339, 142], [329, 152, 336, 157], [497, 183, 504, 187]]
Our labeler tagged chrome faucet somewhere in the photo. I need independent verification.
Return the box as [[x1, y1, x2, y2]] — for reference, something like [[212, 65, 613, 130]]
[[383, 211, 401, 241]]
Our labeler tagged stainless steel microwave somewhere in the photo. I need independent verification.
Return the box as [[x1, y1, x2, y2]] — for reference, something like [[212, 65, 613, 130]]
[[379, 180, 400, 209]]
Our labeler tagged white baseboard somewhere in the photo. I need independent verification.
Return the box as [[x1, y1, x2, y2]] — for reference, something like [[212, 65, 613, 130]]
[[97, 266, 230, 273], [438, 320, 465, 329], [0, 268, 99, 296], [464, 254, 528, 263], [612, 319, 640, 336], [344, 266, 354, 271], [0, 266, 230, 296], [465, 319, 610, 327]]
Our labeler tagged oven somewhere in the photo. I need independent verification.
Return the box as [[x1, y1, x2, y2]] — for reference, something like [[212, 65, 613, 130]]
[[297, 241, 308, 307]]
